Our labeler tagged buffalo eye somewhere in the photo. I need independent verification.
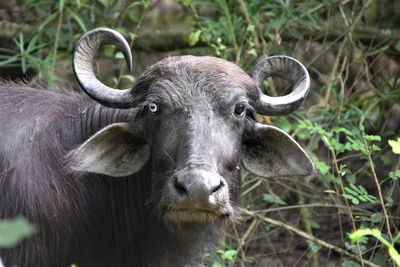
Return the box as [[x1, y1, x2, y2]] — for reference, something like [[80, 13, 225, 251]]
[[149, 102, 159, 113], [234, 103, 246, 117]]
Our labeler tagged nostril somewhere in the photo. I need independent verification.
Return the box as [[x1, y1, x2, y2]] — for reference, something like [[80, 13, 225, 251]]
[[174, 177, 188, 195], [212, 180, 224, 194]]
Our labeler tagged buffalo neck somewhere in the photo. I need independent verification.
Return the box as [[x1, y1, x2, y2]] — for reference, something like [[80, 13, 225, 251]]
[[66, 100, 214, 266], [78, 102, 139, 141]]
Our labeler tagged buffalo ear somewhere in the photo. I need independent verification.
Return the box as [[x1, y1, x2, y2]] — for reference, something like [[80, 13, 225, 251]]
[[68, 122, 150, 177], [242, 123, 314, 178]]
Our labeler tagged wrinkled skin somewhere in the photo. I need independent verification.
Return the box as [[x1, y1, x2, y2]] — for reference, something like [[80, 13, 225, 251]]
[[70, 57, 257, 225], [69, 56, 313, 227], [143, 70, 248, 223]]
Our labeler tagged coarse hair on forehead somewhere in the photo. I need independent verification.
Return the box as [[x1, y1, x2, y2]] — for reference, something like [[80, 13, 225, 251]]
[[131, 55, 261, 104]]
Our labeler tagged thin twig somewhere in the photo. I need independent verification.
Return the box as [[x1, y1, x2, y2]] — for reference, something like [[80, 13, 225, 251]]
[[253, 203, 371, 215], [364, 136, 393, 240], [326, 140, 366, 266], [241, 208, 380, 267]]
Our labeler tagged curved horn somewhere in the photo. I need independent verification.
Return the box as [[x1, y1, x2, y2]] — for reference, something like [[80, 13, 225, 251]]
[[73, 28, 134, 108], [251, 56, 310, 116]]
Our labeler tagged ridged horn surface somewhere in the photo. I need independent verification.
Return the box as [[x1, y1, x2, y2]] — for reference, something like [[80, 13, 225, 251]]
[[73, 28, 134, 108], [252, 56, 310, 115]]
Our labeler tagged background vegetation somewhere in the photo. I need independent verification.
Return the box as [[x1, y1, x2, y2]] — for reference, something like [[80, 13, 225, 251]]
[[0, 0, 400, 266]]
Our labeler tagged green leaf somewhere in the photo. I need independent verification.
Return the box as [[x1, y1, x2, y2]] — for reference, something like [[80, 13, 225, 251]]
[[315, 159, 330, 175], [115, 52, 124, 59], [182, 0, 191, 6], [103, 45, 115, 57], [306, 242, 321, 259], [350, 228, 400, 266], [371, 252, 387, 266], [0, 217, 36, 248], [120, 74, 135, 83], [188, 30, 202, 47], [247, 48, 257, 57], [380, 155, 391, 166], [389, 138, 400, 154], [395, 41, 400, 52], [364, 134, 381, 142], [263, 193, 286, 205], [389, 170, 400, 180], [346, 174, 356, 184], [222, 249, 237, 261], [343, 184, 376, 204], [386, 195, 394, 207], [311, 221, 320, 229], [388, 247, 400, 266], [369, 213, 383, 224], [0, 54, 19, 67], [321, 174, 338, 184], [351, 197, 360, 205], [349, 184, 363, 193], [97, 0, 109, 7], [269, 17, 286, 30], [333, 127, 354, 136], [344, 186, 358, 196], [342, 260, 361, 267], [324, 189, 336, 194], [212, 262, 223, 267], [394, 233, 400, 244], [246, 24, 255, 33], [66, 8, 87, 32], [358, 195, 368, 202], [38, 12, 59, 32]]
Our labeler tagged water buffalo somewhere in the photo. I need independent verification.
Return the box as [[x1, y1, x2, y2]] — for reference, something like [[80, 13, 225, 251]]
[[0, 28, 313, 266]]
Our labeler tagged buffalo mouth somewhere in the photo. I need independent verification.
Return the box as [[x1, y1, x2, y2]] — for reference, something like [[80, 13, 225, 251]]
[[164, 208, 230, 223]]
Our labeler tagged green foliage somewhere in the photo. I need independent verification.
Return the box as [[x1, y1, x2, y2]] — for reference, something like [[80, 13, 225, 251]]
[[188, 30, 202, 46], [342, 260, 361, 267], [389, 170, 400, 180], [343, 184, 377, 205], [395, 41, 400, 52], [262, 193, 287, 206], [0, 0, 150, 85], [213, 248, 237, 267], [203, 246, 237, 267], [350, 228, 400, 266], [0, 217, 36, 249], [306, 241, 321, 259], [389, 138, 400, 155], [325, 184, 377, 206], [186, 1, 400, 265]]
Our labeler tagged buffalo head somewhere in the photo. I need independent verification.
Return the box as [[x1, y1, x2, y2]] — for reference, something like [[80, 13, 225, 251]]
[[68, 28, 314, 225]]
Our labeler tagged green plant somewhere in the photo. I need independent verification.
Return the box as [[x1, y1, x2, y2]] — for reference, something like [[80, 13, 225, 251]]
[[389, 138, 400, 155], [0, 217, 36, 249], [0, 0, 149, 85], [203, 246, 237, 267], [350, 228, 400, 266]]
